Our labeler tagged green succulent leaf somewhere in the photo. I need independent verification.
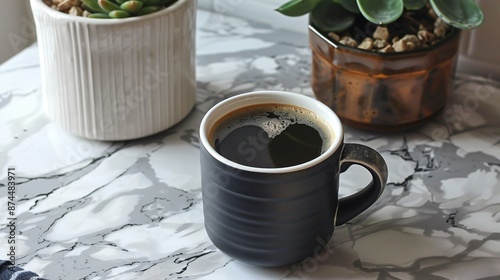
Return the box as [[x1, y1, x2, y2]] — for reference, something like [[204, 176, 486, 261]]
[[115, 0, 128, 4], [403, 0, 427, 10], [430, 0, 483, 29], [98, 0, 121, 12], [276, 0, 322, 17], [137, 5, 160, 15], [81, 0, 106, 13], [311, 0, 355, 32], [88, 13, 111, 18], [338, 0, 360, 14], [109, 10, 131, 18], [120, 1, 143, 13], [356, 0, 404, 25]]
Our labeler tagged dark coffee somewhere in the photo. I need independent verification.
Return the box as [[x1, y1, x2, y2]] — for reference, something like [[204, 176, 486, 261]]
[[209, 104, 333, 168]]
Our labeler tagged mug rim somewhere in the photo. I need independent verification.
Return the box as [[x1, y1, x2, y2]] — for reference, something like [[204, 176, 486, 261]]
[[199, 91, 344, 174]]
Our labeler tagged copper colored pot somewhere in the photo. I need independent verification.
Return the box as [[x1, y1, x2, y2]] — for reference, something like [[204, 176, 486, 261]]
[[309, 25, 461, 131]]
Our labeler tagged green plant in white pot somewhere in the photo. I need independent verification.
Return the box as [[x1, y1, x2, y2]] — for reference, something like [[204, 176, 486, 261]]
[[44, 0, 178, 18], [277, 0, 484, 131], [31, 0, 197, 140]]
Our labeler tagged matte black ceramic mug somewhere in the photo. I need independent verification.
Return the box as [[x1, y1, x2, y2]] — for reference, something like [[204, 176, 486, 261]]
[[199, 91, 388, 267]]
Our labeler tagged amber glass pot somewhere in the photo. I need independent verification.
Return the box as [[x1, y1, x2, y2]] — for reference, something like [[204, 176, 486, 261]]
[[309, 25, 460, 131]]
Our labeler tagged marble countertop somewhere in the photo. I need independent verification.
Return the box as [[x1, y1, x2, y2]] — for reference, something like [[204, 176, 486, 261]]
[[1, 9, 500, 280]]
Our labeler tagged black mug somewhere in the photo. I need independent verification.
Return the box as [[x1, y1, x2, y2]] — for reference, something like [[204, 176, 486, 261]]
[[199, 91, 388, 267]]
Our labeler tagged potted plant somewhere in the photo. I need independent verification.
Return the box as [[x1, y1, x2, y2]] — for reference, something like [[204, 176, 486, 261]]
[[277, 0, 483, 131], [30, 0, 197, 140]]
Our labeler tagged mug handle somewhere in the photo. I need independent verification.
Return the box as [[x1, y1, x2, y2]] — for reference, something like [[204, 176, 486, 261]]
[[335, 143, 388, 226]]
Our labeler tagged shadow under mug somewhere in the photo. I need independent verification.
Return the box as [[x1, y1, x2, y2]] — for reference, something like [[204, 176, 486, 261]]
[[199, 91, 388, 267]]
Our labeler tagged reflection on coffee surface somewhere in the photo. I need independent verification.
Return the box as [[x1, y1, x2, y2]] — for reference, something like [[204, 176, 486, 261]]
[[209, 104, 334, 168]]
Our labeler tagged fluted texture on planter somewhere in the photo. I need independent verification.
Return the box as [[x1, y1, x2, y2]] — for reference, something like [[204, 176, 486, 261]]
[[31, 0, 196, 140]]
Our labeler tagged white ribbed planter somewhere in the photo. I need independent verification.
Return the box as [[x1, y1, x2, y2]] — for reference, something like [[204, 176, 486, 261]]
[[30, 0, 196, 140]]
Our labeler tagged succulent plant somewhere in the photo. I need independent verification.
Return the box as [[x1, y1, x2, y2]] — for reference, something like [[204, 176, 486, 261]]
[[277, 0, 484, 32], [81, 0, 177, 18]]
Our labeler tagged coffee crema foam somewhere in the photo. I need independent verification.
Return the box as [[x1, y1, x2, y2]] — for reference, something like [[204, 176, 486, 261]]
[[210, 104, 334, 154]]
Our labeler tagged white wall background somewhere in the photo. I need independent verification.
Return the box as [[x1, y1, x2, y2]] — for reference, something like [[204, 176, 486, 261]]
[[1, 0, 498, 79], [0, 0, 35, 64], [457, 0, 500, 79]]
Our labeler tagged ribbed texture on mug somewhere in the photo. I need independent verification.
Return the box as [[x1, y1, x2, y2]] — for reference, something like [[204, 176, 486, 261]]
[[32, 0, 196, 140], [200, 146, 338, 267]]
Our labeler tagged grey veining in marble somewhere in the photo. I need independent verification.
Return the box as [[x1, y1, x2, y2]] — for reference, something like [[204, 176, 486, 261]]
[[1, 9, 500, 280]]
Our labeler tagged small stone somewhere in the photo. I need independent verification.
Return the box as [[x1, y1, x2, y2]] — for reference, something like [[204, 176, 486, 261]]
[[435, 18, 450, 30], [69, 6, 83, 16], [434, 26, 446, 38], [339, 36, 358, 48], [52, 0, 63, 4], [358, 38, 373, 50], [392, 40, 406, 52], [328, 32, 340, 42], [418, 30, 436, 44], [373, 39, 389, 49], [373, 26, 389, 41], [393, 35, 421, 52], [82, 10, 91, 17], [401, 34, 422, 48], [51, 4, 57, 9], [42, 0, 53, 6], [379, 45, 394, 53], [428, 8, 438, 20], [392, 36, 400, 44], [57, 0, 79, 12]]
